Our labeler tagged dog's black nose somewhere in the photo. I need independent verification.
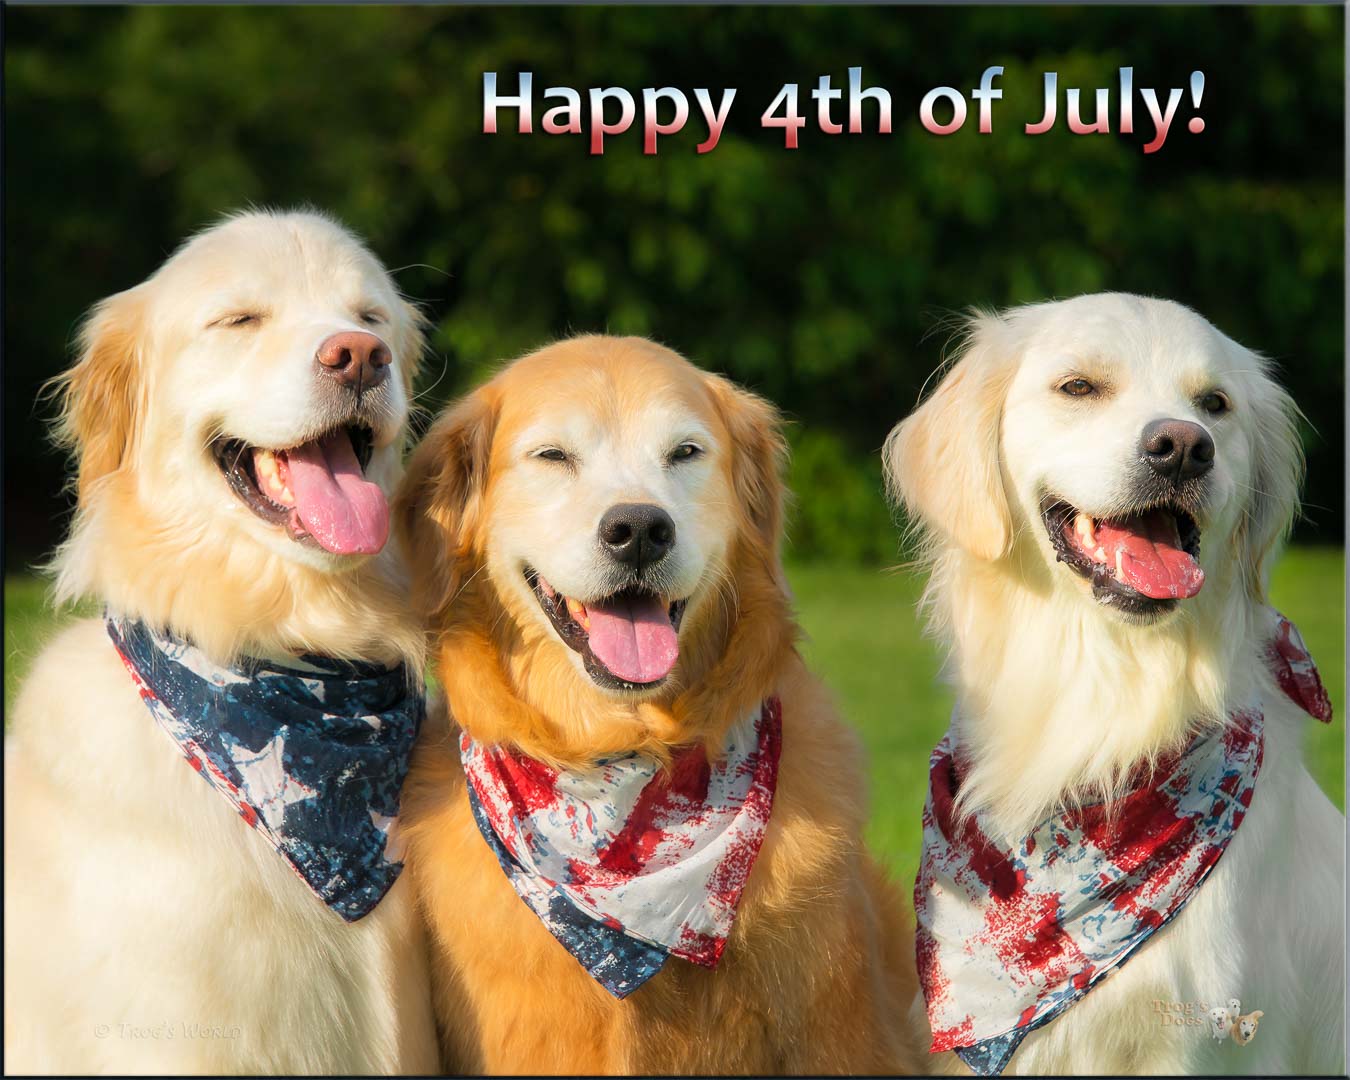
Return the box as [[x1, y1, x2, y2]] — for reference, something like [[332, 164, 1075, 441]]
[[1140, 418, 1215, 483], [599, 503, 675, 569], [316, 331, 390, 392]]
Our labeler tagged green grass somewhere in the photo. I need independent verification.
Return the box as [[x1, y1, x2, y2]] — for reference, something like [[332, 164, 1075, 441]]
[[5, 549, 1343, 886], [3, 575, 95, 718]]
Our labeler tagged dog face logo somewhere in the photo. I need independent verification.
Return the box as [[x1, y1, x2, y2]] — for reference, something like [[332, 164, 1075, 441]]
[[1207, 1005, 1233, 1041], [1231, 1010, 1264, 1047]]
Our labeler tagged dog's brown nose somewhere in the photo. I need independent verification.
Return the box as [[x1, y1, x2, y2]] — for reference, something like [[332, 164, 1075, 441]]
[[1140, 418, 1214, 483], [316, 331, 390, 392]]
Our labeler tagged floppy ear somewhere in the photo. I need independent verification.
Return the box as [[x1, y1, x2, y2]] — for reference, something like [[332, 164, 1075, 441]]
[[675, 373, 795, 746], [394, 387, 498, 619], [883, 314, 1015, 561], [705, 373, 789, 555], [50, 287, 148, 500], [1235, 360, 1304, 604]]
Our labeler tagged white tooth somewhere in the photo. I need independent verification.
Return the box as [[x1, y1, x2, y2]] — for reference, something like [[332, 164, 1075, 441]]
[[1094, 545, 1108, 564], [1115, 549, 1126, 580], [256, 451, 278, 485]]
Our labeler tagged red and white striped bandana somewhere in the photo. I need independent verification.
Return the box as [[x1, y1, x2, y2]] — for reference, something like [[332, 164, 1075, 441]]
[[916, 609, 1331, 1075], [461, 699, 782, 997]]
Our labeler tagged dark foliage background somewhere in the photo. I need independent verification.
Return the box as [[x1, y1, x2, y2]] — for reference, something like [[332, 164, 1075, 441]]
[[5, 5, 1343, 569]]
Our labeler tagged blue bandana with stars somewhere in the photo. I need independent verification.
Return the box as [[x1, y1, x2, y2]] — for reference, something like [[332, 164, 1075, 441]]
[[107, 614, 423, 921]]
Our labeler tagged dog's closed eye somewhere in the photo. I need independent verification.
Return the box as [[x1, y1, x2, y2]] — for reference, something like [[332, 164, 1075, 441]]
[[208, 311, 266, 330]]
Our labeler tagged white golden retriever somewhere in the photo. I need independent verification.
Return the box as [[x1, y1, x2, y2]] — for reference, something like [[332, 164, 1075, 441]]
[[4, 210, 438, 1074], [886, 294, 1344, 1074]]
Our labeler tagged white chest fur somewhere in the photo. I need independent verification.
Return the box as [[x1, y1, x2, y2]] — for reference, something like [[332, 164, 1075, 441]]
[[986, 697, 1345, 1076], [4, 618, 437, 1075]]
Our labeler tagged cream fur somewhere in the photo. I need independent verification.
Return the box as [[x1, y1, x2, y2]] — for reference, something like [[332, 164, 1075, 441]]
[[4, 210, 438, 1074], [886, 293, 1345, 1074]]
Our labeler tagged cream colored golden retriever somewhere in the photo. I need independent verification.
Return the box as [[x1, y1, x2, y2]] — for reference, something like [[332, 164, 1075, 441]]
[[396, 335, 921, 1074], [886, 294, 1343, 1074], [4, 210, 438, 1074]]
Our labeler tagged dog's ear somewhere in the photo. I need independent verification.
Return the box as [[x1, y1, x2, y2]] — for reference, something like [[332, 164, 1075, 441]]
[[1249, 1011, 1263, 1021], [675, 373, 795, 745], [705, 373, 788, 555], [50, 287, 148, 500], [1235, 359, 1304, 604], [884, 313, 1015, 561], [394, 387, 498, 618]]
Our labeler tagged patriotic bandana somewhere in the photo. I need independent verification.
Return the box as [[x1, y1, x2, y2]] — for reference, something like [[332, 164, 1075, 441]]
[[916, 609, 1331, 1075], [462, 698, 782, 997], [107, 615, 423, 922]]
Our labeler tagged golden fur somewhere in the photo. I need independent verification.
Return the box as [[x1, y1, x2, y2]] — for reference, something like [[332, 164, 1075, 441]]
[[5, 210, 439, 1074], [397, 335, 922, 1074], [47, 210, 430, 666], [1231, 1011, 1263, 1047]]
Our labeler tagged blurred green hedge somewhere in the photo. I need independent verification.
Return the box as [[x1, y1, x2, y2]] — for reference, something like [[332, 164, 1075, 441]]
[[787, 429, 897, 565], [5, 6, 1343, 566]]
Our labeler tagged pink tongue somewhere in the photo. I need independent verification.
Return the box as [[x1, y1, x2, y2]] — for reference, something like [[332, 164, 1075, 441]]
[[284, 431, 389, 555], [1095, 511, 1204, 600], [584, 593, 679, 685]]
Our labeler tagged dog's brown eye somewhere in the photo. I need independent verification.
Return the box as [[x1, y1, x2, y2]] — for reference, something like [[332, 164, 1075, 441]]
[[534, 447, 570, 464], [669, 442, 703, 464], [1200, 390, 1230, 415], [1059, 378, 1096, 397], [358, 310, 386, 326]]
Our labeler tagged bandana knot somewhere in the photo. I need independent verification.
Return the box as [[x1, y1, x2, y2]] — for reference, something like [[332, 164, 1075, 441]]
[[107, 615, 423, 921], [462, 697, 782, 997]]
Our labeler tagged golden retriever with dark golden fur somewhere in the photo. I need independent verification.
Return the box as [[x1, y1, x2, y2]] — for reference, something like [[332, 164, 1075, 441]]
[[396, 335, 921, 1074]]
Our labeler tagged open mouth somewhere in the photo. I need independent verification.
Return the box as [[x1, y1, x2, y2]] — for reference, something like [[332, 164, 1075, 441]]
[[1043, 497, 1204, 617], [212, 424, 389, 555], [526, 569, 688, 691]]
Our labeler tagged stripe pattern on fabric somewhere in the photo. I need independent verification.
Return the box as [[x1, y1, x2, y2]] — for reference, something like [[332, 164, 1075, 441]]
[[462, 698, 782, 997]]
